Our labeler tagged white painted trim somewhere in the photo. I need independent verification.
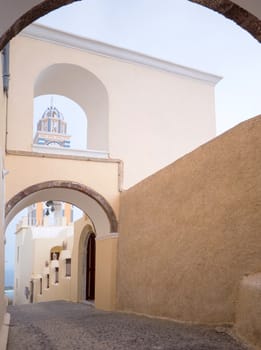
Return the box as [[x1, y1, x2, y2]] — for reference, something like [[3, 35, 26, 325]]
[[96, 232, 119, 241], [32, 144, 109, 159], [21, 24, 222, 85]]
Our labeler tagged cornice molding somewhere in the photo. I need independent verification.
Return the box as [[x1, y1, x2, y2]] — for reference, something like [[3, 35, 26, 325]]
[[21, 23, 221, 85]]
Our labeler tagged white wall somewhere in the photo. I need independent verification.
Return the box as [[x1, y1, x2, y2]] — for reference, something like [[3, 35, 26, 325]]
[[14, 223, 75, 304], [14, 225, 33, 305], [7, 28, 219, 189]]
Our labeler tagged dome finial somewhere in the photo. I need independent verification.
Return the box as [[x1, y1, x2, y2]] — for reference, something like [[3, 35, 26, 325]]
[[50, 96, 54, 108]]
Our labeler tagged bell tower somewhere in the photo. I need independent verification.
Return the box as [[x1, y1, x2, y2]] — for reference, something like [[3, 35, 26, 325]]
[[33, 99, 71, 147]]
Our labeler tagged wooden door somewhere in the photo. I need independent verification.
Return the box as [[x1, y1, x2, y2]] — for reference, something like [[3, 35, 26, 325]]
[[86, 233, 96, 300]]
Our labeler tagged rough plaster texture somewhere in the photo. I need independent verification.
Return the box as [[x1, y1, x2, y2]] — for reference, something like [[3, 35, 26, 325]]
[[95, 236, 118, 311], [235, 273, 261, 349], [117, 115, 261, 325]]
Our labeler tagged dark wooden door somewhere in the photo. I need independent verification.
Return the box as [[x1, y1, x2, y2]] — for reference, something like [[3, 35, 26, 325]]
[[30, 280, 34, 303], [86, 233, 96, 300]]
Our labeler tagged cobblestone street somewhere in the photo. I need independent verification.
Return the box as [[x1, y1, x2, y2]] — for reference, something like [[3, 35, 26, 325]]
[[7, 301, 248, 350]]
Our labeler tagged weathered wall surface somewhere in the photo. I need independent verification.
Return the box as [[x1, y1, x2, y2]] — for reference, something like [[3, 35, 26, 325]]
[[235, 273, 261, 349], [117, 115, 261, 325]]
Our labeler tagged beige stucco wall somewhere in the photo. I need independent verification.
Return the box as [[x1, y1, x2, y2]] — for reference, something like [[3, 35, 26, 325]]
[[7, 32, 217, 189], [95, 235, 118, 311], [0, 151, 5, 338], [117, 115, 261, 325], [5, 154, 120, 218], [0, 80, 7, 344]]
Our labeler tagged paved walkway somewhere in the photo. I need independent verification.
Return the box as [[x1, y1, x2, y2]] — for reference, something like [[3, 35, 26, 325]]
[[7, 301, 249, 350]]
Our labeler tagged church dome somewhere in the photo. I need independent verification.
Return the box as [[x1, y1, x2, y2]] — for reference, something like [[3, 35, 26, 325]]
[[41, 106, 64, 120]]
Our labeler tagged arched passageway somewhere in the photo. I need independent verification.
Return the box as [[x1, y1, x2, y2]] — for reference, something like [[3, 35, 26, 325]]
[[5, 180, 119, 310], [5, 180, 118, 234]]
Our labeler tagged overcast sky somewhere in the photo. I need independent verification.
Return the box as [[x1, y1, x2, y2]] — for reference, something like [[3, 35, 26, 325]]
[[36, 0, 261, 134]]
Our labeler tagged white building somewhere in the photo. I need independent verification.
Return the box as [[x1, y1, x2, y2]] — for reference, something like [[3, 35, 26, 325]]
[[14, 203, 74, 305]]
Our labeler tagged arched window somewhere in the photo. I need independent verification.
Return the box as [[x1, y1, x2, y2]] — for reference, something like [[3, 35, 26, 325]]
[[33, 63, 109, 155]]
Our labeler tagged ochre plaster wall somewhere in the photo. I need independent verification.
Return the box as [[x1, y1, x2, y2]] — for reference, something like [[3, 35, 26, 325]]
[[95, 235, 118, 311], [235, 273, 261, 349], [0, 85, 7, 344], [117, 115, 261, 325], [0, 151, 6, 341], [5, 154, 120, 217]]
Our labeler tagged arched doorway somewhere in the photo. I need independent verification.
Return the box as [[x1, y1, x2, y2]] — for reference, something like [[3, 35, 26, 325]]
[[86, 233, 96, 301]]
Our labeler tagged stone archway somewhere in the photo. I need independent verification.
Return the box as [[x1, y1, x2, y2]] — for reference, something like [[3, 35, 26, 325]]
[[0, 0, 77, 50], [5, 180, 119, 310], [5, 180, 118, 233], [189, 0, 261, 42]]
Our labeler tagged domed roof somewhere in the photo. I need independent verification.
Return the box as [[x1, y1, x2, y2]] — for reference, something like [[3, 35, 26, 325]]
[[41, 106, 64, 120]]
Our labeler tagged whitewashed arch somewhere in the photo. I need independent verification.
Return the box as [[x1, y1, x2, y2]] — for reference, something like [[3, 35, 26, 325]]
[[34, 63, 109, 151]]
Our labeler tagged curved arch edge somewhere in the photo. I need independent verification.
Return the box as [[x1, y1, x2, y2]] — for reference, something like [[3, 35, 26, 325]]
[[5, 180, 118, 233], [0, 0, 77, 51], [189, 0, 261, 42], [0, 0, 260, 52]]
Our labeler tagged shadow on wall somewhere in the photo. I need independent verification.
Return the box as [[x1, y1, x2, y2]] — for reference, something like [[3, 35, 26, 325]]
[[117, 114, 261, 325]]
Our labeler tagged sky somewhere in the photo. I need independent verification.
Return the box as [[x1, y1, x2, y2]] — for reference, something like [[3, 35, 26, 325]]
[[5, 0, 261, 278], [36, 0, 261, 134]]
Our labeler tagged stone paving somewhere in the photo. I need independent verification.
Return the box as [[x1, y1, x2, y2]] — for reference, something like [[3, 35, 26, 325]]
[[7, 301, 249, 350]]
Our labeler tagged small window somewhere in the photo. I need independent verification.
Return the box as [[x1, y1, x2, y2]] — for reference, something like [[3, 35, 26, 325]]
[[17, 246, 19, 263], [65, 258, 71, 277]]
